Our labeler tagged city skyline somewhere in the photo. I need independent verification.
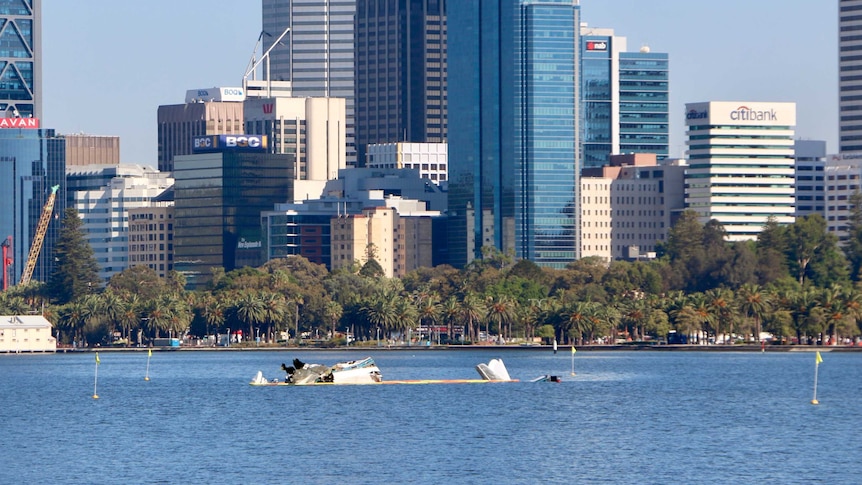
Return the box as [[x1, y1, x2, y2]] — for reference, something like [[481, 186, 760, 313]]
[[41, 1, 837, 165]]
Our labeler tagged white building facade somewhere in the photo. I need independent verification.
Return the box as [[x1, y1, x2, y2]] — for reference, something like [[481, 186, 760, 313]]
[[67, 165, 173, 283], [366, 142, 448, 185], [685, 101, 796, 241], [244, 96, 346, 184], [0, 315, 56, 353]]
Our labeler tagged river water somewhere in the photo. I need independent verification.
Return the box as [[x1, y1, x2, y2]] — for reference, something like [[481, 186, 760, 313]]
[[1, 349, 860, 484]]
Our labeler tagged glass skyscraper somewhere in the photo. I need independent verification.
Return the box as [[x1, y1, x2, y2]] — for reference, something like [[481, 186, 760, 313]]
[[354, 0, 447, 166], [262, 0, 357, 166], [0, 127, 65, 285], [448, 0, 580, 268], [580, 27, 668, 169], [0, 0, 40, 119]]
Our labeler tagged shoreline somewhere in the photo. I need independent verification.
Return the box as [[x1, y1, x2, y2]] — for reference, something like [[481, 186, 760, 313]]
[[51, 343, 862, 354]]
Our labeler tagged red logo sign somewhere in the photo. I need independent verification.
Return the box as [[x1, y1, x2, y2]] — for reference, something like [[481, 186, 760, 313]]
[[262, 104, 273, 114], [0, 117, 39, 129]]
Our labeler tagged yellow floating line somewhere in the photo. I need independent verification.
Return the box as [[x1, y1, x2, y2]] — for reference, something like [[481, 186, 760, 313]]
[[251, 379, 519, 387]]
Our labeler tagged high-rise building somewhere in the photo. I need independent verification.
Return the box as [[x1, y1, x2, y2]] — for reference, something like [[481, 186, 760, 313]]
[[448, 0, 581, 268], [128, 204, 175, 279], [366, 142, 448, 184], [172, 141, 293, 289], [840, 0, 862, 151], [580, 26, 669, 169], [157, 88, 246, 173], [65, 134, 120, 167], [685, 101, 796, 241], [66, 165, 173, 283], [0, 122, 64, 286], [354, 0, 447, 166], [794, 139, 827, 218], [0, 0, 40, 119], [243, 96, 346, 184], [262, 0, 358, 166]]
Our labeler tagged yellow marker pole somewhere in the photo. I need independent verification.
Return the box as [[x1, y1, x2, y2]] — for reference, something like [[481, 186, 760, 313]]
[[570, 346, 576, 376], [145, 348, 152, 381], [93, 352, 100, 399], [811, 351, 823, 405]]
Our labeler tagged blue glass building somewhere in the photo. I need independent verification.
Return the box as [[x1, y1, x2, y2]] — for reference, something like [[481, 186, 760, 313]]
[[0, 0, 40, 119], [0, 126, 65, 285], [580, 28, 668, 169], [448, 0, 580, 268]]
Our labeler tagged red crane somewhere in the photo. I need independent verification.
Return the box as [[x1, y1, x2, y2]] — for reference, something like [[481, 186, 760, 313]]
[[1, 236, 11, 291]]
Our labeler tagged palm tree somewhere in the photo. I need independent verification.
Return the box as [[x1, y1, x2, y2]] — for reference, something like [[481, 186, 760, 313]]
[[440, 296, 460, 342], [363, 296, 396, 341], [789, 288, 823, 345], [323, 299, 343, 341], [485, 295, 515, 342], [564, 301, 596, 345], [392, 295, 418, 343], [234, 292, 266, 343], [416, 292, 441, 343], [459, 293, 485, 343], [202, 298, 226, 344], [705, 288, 735, 344], [737, 284, 770, 342], [260, 292, 287, 343]]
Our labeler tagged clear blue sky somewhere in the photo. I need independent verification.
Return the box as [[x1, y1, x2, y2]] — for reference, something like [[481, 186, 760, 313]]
[[42, 0, 838, 166]]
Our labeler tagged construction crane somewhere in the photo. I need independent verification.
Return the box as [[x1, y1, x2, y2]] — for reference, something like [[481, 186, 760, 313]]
[[1, 236, 11, 291], [19, 185, 60, 286]]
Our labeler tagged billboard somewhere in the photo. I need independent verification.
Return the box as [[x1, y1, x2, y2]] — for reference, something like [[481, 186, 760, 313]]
[[585, 40, 608, 51], [185, 87, 246, 103], [0, 117, 39, 129], [685, 102, 796, 127], [192, 135, 268, 153]]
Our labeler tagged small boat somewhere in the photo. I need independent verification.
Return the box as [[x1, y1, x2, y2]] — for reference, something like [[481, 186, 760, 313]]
[[251, 357, 517, 386]]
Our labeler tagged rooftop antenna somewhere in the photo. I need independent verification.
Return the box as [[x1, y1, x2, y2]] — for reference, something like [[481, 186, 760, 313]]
[[243, 26, 290, 98]]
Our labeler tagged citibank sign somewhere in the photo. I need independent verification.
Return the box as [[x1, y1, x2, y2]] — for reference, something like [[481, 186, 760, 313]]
[[730, 106, 777, 121]]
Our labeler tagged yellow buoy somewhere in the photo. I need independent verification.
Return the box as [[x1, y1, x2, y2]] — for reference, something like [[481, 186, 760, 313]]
[[811, 399, 819, 405], [93, 394, 99, 399], [144, 377, 150, 381]]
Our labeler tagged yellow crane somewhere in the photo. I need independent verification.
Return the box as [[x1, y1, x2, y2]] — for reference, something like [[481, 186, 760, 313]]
[[19, 185, 60, 286]]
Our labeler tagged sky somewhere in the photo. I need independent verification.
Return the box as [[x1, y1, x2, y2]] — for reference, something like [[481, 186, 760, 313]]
[[42, 0, 838, 166]]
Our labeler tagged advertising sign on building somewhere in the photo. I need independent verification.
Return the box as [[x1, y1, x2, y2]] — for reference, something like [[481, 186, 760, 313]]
[[685, 101, 796, 127], [586, 40, 608, 51], [192, 135, 268, 153], [0, 117, 39, 129], [184, 87, 246, 103]]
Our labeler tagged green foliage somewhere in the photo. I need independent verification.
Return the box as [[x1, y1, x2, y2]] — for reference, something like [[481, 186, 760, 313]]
[[47, 208, 101, 304]]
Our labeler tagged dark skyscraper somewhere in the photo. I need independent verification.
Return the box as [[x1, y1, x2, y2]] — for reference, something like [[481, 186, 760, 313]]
[[354, 0, 447, 166], [0, 0, 40, 119], [840, 0, 862, 151], [448, 0, 580, 268]]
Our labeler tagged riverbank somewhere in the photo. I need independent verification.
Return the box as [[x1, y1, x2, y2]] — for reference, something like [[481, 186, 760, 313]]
[[54, 343, 862, 353]]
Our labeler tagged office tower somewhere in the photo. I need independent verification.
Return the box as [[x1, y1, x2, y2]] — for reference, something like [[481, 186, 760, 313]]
[[580, 154, 686, 261], [581, 27, 669, 169], [685, 101, 796, 241], [243, 96, 346, 185], [172, 136, 293, 289], [840, 0, 862, 151], [794, 139, 827, 218], [65, 135, 120, 167], [354, 0, 447, 166], [262, 0, 358, 166], [448, 0, 580, 268], [366, 142, 448, 184], [156, 88, 246, 173], [66, 165, 173, 283], [128, 204, 175, 279], [0, 123, 64, 285], [0, 0, 40, 119]]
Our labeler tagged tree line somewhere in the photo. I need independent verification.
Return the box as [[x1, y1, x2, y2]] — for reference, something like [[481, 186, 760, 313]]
[[3, 203, 862, 347]]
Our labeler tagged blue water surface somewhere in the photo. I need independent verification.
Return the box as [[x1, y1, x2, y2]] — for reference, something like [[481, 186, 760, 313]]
[[1, 349, 860, 484]]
